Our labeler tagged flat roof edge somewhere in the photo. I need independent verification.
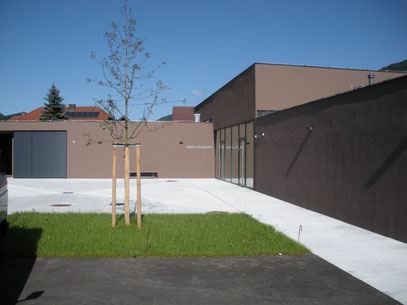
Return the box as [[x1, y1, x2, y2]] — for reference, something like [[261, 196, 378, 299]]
[[253, 62, 407, 74], [195, 64, 255, 111]]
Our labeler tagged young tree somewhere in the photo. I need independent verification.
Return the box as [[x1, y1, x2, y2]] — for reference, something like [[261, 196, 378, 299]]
[[88, 0, 167, 226], [40, 83, 67, 120]]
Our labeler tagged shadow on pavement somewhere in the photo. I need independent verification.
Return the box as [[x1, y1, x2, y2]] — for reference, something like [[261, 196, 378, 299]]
[[0, 227, 43, 305]]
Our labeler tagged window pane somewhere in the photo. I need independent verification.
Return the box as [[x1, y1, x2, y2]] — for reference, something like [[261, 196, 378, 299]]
[[239, 124, 245, 139], [231, 125, 239, 184], [215, 130, 219, 179], [246, 121, 254, 188], [225, 127, 231, 182], [239, 123, 246, 186]]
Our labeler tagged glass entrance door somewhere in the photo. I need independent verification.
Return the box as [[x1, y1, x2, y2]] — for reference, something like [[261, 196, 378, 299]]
[[238, 138, 246, 186], [219, 141, 225, 180]]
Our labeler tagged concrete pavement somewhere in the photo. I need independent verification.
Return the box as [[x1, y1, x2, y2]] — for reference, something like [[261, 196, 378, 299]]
[[7, 178, 407, 304]]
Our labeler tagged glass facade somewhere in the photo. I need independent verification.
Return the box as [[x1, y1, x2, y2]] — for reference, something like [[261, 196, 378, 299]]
[[245, 122, 254, 188], [219, 129, 225, 179], [231, 125, 239, 184], [238, 123, 246, 186], [215, 131, 220, 179], [215, 121, 254, 188], [225, 127, 231, 182]]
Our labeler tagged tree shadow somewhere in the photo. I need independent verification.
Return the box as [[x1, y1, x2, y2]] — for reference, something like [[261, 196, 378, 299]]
[[364, 136, 407, 190], [0, 227, 43, 305], [117, 214, 125, 222], [285, 129, 313, 178]]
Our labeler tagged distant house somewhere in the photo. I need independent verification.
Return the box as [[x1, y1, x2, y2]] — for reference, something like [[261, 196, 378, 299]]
[[157, 106, 195, 122], [172, 106, 195, 122], [8, 104, 110, 121]]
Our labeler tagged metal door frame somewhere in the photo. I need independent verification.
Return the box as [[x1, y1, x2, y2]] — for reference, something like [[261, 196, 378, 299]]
[[238, 137, 246, 186]]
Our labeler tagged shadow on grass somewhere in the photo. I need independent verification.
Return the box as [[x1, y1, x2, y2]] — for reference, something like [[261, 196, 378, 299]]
[[116, 213, 145, 224], [0, 227, 43, 305]]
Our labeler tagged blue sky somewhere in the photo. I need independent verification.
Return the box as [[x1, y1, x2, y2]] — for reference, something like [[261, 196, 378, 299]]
[[1, 0, 406, 120]]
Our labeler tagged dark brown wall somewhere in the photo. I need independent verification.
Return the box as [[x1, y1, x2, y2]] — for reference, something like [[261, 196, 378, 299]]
[[255, 63, 405, 111], [254, 76, 407, 242], [0, 121, 214, 178], [195, 65, 256, 130]]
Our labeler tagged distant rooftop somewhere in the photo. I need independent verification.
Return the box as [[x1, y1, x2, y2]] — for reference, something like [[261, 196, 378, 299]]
[[8, 104, 110, 121]]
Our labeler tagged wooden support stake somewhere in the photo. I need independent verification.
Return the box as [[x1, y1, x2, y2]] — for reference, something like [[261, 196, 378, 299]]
[[112, 146, 117, 227], [124, 146, 130, 225], [136, 143, 141, 229]]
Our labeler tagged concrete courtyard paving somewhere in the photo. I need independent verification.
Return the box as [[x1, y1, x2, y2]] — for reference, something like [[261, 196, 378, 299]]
[[7, 178, 407, 304]]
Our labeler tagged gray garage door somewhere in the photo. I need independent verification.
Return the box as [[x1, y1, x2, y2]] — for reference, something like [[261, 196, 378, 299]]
[[14, 131, 67, 178]]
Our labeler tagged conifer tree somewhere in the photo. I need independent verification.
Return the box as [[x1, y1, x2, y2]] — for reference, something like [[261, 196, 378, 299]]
[[40, 83, 67, 120]]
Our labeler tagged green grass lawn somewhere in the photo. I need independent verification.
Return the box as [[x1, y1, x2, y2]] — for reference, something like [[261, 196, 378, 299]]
[[0, 212, 310, 258]]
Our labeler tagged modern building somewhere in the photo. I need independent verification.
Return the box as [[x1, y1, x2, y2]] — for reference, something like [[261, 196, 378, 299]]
[[0, 63, 406, 242], [0, 120, 214, 179], [195, 63, 405, 189], [194, 64, 406, 242]]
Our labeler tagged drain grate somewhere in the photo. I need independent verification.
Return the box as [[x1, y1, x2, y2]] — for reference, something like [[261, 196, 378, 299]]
[[62, 192, 74, 194], [166, 180, 177, 182], [51, 204, 72, 207]]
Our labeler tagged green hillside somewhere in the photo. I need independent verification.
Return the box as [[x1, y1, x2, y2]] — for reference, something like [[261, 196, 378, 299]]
[[157, 114, 172, 121], [380, 59, 407, 71], [0, 112, 26, 120]]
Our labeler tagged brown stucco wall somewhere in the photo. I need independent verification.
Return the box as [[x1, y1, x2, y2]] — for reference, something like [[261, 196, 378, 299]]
[[254, 75, 407, 242], [195, 66, 256, 130], [0, 121, 214, 178], [255, 63, 406, 111], [194, 63, 405, 130]]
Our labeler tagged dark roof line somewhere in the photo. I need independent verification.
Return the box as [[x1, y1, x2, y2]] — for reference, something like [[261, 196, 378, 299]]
[[253, 62, 407, 73], [195, 64, 255, 111]]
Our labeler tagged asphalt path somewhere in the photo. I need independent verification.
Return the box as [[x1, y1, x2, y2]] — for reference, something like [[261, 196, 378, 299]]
[[0, 255, 400, 305]]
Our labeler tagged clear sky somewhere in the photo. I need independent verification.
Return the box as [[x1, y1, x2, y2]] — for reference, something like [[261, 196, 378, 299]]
[[1, 0, 406, 120]]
